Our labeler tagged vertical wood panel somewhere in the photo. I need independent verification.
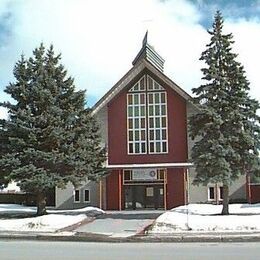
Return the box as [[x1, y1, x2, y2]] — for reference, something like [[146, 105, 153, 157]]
[[166, 168, 185, 209], [106, 170, 119, 210]]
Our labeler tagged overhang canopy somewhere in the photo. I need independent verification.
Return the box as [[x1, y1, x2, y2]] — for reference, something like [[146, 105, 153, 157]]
[[106, 162, 193, 169]]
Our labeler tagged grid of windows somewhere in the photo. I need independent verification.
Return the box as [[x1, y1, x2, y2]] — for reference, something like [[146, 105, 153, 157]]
[[127, 75, 168, 154], [127, 92, 146, 154], [148, 92, 167, 153], [147, 75, 164, 91], [129, 76, 145, 92]]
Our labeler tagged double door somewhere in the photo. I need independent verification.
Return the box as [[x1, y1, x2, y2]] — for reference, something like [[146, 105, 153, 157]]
[[124, 185, 164, 209]]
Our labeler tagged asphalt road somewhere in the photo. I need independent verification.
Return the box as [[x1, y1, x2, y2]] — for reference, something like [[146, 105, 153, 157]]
[[1, 240, 260, 260]]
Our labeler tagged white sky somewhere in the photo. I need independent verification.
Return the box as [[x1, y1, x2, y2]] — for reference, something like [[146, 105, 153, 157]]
[[0, 0, 260, 119]]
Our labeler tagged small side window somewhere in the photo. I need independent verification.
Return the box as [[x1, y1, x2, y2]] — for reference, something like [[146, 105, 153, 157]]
[[219, 186, 223, 200], [74, 189, 80, 203], [84, 189, 90, 202], [208, 187, 215, 201]]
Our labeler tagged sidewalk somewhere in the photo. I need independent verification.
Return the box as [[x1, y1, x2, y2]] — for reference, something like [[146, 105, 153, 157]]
[[74, 210, 162, 238], [1, 210, 260, 242]]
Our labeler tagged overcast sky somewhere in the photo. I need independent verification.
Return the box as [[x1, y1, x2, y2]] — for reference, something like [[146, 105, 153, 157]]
[[0, 0, 260, 119]]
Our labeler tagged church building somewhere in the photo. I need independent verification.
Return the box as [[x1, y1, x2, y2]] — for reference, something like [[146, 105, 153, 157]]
[[55, 33, 257, 210]]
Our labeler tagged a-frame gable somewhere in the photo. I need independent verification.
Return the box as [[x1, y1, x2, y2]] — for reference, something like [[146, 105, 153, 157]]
[[93, 60, 191, 114], [93, 32, 192, 114]]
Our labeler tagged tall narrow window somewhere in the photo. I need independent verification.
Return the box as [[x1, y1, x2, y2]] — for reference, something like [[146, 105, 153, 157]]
[[74, 189, 80, 203], [148, 91, 168, 153], [127, 92, 146, 154], [208, 187, 215, 201], [218, 186, 223, 200], [127, 75, 168, 154], [84, 189, 90, 202]]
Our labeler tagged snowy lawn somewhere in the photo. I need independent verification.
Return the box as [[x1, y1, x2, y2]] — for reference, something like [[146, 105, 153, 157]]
[[0, 204, 36, 215], [149, 203, 260, 234], [0, 204, 104, 232], [0, 204, 104, 216], [0, 214, 87, 232]]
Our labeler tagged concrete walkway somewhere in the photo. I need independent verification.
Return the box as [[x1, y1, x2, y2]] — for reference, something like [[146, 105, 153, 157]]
[[75, 210, 164, 238]]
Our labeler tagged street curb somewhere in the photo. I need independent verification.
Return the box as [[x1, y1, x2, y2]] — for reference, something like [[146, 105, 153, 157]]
[[134, 233, 260, 243], [1, 232, 260, 243]]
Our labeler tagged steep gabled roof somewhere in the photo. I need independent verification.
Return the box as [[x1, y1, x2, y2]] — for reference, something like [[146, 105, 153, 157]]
[[93, 34, 192, 114]]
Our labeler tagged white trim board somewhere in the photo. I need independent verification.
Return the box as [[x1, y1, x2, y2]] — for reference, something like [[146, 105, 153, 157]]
[[106, 162, 193, 169]]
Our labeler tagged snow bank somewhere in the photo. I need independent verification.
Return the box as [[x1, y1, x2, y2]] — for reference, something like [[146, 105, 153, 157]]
[[150, 203, 260, 233], [0, 204, 36, 214], [0, 214, 87, 232], [0, 204, 104, 232], [49, 206, 105, 215], [0, 204, 104, 215]]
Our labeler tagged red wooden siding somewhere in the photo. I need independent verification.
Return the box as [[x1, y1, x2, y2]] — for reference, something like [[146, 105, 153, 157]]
[[106, 170, 120, 210], [166, 168, 185, 209]]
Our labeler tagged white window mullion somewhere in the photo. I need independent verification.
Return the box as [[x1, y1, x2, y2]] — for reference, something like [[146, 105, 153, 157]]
[[147, 91, 168, 154], [127, 89, 147, 154], [127, 75, 167, 155]]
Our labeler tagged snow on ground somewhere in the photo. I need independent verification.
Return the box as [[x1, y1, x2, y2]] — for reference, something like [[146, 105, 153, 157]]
[[0, 204, 104, 232], [50, 206, 104, 214], [0, 204, 36, 214], [150, 203, 260, 234], [0, 214, 87, 232], [0, 204, 104, 215]]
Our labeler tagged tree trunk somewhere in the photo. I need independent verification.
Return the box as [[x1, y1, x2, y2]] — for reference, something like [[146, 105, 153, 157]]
[[36, 192, 47, 216], [221, 184, 229, 215]]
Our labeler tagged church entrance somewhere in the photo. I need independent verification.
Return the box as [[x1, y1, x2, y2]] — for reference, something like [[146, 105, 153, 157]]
[[123, 168, 166, 210], [124, 184, 164, 209]]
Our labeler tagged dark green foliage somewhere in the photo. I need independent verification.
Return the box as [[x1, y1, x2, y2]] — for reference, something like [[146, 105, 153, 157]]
[[189, 11, 260, 214], [0, 44, 106, 214]]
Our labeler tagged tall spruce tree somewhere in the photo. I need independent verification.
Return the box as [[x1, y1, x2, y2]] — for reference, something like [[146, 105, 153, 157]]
[[0, 44, 106, 215], [189, 11, 260, 215]]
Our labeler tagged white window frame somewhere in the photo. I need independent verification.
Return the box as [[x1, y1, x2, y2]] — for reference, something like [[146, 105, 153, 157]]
[[127, 75, 168, 155], [129, 75, 146, 92], [207, 186, 215, 201], [218, 186, 223, 201], [207, 185, 223, 201], [74, 189, 80, 203], [127, 92, 147, 154], [84, 189, 90, 203], [147, 91, 168, 154]]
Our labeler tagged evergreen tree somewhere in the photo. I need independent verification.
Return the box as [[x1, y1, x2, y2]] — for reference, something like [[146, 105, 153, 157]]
[[189, 11, 260, 215], [0, 44, 106, 215]]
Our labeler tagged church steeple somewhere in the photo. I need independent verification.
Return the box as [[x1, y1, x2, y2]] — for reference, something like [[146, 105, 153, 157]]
[[132, 31, 165, 72]]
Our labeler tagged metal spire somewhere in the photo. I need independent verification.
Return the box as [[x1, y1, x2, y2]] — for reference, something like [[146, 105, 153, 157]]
[[132, 31, 165, 72]]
